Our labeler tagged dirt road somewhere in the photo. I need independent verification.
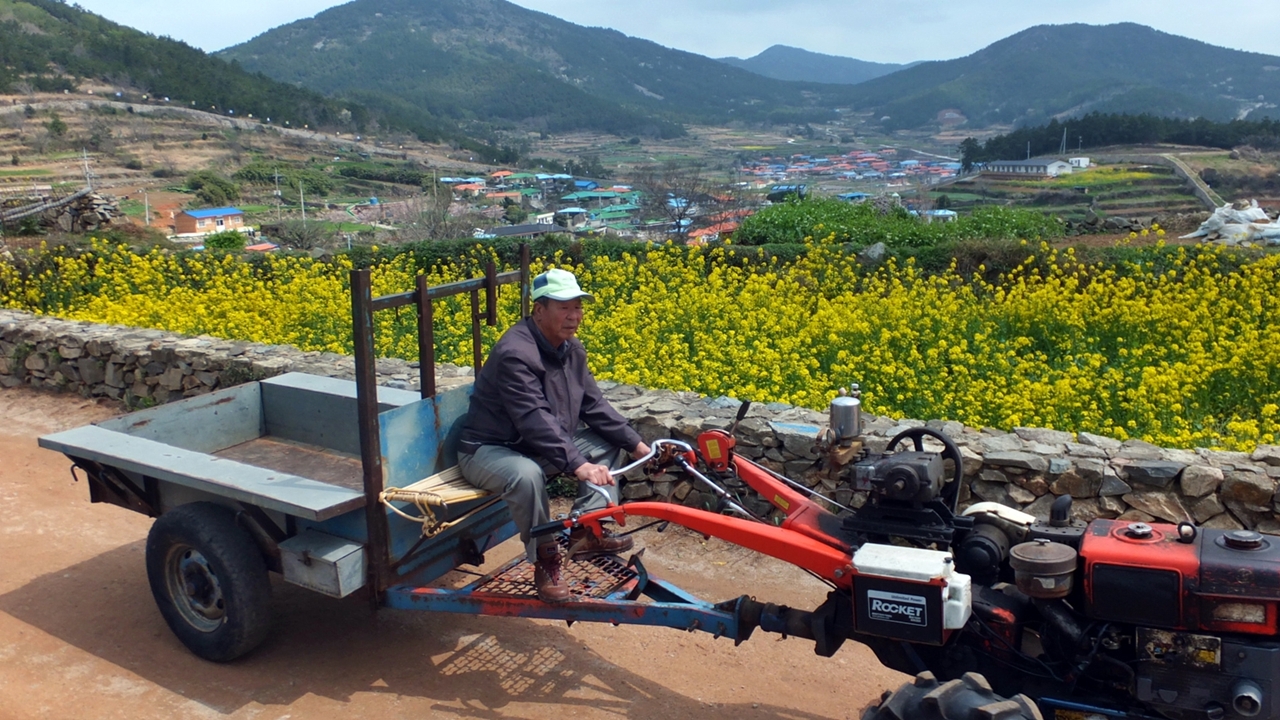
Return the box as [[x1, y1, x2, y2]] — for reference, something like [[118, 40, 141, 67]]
[[0, 388, 905, 719]]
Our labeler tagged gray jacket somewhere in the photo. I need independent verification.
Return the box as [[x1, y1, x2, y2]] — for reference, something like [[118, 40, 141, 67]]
[[458, 317, 642, 473]]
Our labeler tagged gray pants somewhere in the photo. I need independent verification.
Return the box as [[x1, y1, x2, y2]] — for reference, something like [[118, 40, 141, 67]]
[[458, 429, 627, 562]]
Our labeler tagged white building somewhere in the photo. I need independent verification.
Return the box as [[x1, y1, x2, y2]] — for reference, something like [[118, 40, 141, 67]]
[[985, 158, 1073, 177]]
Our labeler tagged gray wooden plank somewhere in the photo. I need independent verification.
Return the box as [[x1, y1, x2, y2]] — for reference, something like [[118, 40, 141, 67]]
[[97, 382, 263, 454], [39, 425, 363, 521]]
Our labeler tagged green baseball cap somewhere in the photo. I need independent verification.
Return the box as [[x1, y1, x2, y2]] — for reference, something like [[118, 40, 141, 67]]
[[531, 268, 594, 302]]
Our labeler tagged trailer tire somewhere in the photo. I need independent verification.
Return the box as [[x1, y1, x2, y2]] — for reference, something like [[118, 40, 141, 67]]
[[862, 671, 1043, 720], [145, 502, 272, 662]]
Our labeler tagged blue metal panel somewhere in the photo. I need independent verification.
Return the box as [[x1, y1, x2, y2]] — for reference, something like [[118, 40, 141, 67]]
[[378, 384, 473, 488], [392, 502, 517, 585], [384, 586, 739, 640]]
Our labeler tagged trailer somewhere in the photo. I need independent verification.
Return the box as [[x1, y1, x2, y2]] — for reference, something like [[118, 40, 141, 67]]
[[37, 252, 760, 661]]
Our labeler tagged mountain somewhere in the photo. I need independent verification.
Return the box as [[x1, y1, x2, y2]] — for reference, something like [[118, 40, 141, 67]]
[[719, 45, 911, 85], [0, 0, 366, 131], [218, 0, 861, 138], [846, 23, 1280, 130]]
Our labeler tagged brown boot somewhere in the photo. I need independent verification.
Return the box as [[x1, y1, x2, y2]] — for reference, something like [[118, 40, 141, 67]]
[[534, 542, 571, 603], [568, 526, 634, 560]]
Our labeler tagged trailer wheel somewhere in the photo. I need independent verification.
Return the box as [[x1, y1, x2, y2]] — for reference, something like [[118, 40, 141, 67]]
[[863, 671, 1043, 720], [145, 502, 272, 662]]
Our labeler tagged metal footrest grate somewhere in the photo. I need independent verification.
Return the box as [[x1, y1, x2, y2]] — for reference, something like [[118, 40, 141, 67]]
[[473, 537, 637, 600]]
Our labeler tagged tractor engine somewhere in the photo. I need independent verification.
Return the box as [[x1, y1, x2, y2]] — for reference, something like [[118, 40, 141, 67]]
[[1078, 519, 1280, 720]]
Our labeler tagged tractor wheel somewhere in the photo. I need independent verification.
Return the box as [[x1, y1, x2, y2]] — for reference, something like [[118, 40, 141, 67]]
[[145, 502, 272, 662], [863, 671, 1043, 720]]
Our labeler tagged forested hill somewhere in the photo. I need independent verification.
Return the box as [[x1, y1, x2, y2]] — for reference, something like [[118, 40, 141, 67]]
[[0, 0, 366, 131], [218, 0, 862, 137], [719, 45, 911, 85], [845, 23, 1280, 131]]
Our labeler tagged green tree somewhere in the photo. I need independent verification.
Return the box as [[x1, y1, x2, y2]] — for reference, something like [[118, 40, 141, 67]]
[[958, 138, 981, 171], [45, 113, 67, 137], [503, 200, 528, 224], [203, 230, 246, 250], [186, 170, 240, 207]]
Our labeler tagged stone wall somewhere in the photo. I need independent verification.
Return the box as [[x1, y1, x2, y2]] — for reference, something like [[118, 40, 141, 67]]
[[3, 309, 1279, 532]]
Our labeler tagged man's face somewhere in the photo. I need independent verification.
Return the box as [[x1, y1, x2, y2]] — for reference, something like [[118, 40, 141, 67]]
[[533, 298, 584, 346]]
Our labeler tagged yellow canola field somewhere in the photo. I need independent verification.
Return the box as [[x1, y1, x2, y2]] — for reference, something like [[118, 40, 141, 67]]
[[2, 238, 1277, 450]]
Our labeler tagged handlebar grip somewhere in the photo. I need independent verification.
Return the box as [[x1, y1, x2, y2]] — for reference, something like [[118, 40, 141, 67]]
[[531, 520, 567, 538]]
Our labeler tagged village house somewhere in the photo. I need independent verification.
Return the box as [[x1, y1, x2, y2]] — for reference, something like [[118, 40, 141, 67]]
[[174, 207, 247, 237]]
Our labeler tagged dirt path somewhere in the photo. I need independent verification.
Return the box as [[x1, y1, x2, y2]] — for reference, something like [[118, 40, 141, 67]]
[[0, 388, 905, 720]]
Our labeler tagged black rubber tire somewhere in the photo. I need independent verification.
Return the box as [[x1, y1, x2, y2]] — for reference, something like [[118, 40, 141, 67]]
[[863, 671, 1043, 720], [145, 502, 272, 662]]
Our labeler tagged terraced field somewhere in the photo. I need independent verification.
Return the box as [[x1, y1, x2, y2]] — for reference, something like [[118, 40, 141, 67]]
[[939, 164, 1204, 221]]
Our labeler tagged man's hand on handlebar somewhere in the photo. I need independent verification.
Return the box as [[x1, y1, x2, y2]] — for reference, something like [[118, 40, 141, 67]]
[[574, 461, 614, 486]]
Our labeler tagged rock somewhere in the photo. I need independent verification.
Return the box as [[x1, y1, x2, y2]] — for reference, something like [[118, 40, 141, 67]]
[[159, 366, 185, 391], [971, 480, 1013, 506], [1159, 448, 1199, 465], [1071, 498, 1108, 522], [1123, 492, 1189, 523], [1065, 442, 1109, 459], [1007, 484, 1036, 504], [104, 362, 125, 389], [1099, 495, 1127, 517], [959, 446, 983, 476], [1117, 509, 1156, 523], [1022, 494, 1057, 521], [1191, 494, 1226, 524], [1122, 461, 1186, 489], [976, 434, 1024, 454], [24, 353, 45, 371], [621, 481, 654, 501], [1253, 444, 1280, 467], [979, 468, 1009, 483], [1026, 441, 1065, 457], [1017, 476, 1050, 496], [1047, 458, 1072, 475], [76, 357, 104, 385], [1099, 473, 1132, 497], [1014, 427, 1075, 445], [1179, 465, 1223, 498], [1050, 470, 1100, 498], [1224, 500, 1270, 530], [984, 451, 1049, 473], [1256, 519, 1280, 536], [769, 421, 820, 460], [672, 481, 693, 501], [1074, 458, 1107, 482], [1077, 432, 1121, 452], [1202, 513, 1245, 531], [857, 242, 888, 266], [1221, 472, 1277, 507], [1116, 440, 1164, 461]]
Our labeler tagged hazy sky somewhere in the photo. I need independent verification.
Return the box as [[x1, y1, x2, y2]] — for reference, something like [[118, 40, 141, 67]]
[[70, 0, 1280, 64]]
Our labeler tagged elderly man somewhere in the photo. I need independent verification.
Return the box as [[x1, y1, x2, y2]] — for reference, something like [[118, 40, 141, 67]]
[[457, 268, 650, 602]]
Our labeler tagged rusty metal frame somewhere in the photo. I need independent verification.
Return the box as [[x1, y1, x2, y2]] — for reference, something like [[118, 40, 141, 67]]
[[350, 245, 530, 599]]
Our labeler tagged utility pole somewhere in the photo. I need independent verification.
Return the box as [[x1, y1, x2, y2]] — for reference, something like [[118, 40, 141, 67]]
[[82, 149, 93, 191], [143, 189, 150, 226], [273, 168, 282, 222], [300, 182, 306, 227], [1026, 141, 1031, 160]]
